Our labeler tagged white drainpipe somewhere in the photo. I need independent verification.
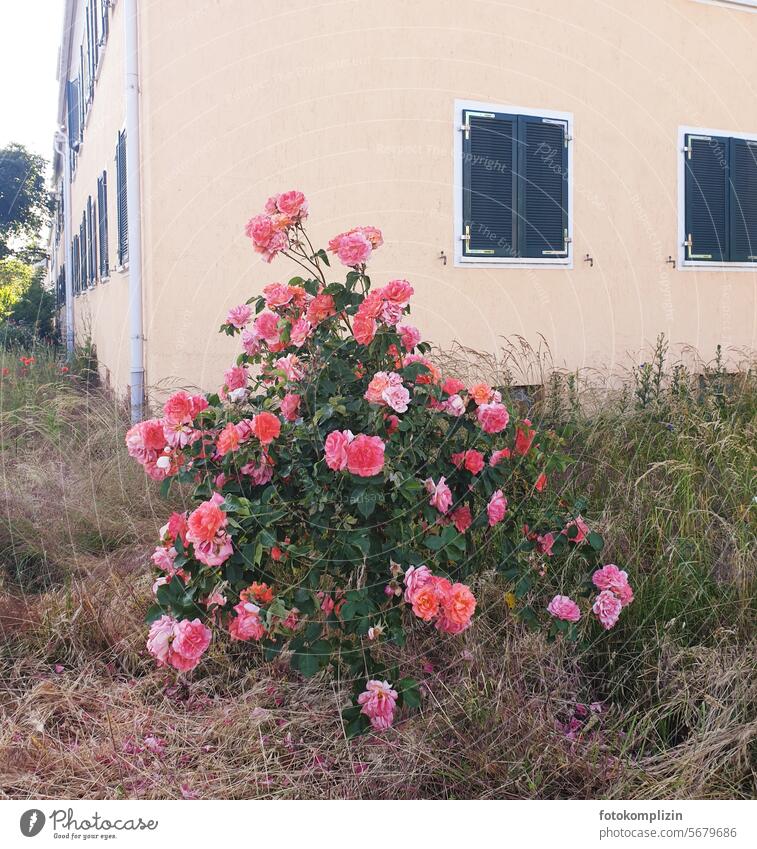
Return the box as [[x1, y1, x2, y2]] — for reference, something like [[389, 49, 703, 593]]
[[124, 0, 145, 422], [53, 129, 74, 357]]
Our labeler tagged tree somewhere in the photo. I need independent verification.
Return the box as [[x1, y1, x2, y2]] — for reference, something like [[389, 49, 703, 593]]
[[0, 257, 33, 319], [8, 265, 56, 341], [0, 144, 50, 261]]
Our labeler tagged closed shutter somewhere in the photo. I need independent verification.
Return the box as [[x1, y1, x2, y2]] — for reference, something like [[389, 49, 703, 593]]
[[73, 236, 80, 295], [98, 171, 109, 277], [517, 116, 569, 258], [462, 111, 517, 257], [116, 131, 129, 264], [729, 138, 757, 262], [80, 215, 88, 290], [66, 79, 80, 147], [684, 134, 729, 262], [87, 196, 97, 285]]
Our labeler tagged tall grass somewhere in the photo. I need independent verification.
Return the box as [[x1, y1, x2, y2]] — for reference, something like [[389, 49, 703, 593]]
[[0, 339, 754, 799]]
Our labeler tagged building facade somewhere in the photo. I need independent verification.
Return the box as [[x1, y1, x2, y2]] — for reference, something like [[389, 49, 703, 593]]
[[49, 0, 757, 410]]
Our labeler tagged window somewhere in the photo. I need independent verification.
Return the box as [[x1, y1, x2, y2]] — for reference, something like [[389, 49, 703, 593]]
[[87, 195, 97, 286], [72, 235, 80, 295], [80, 213, 88, 290], [680, 128, 757, 266], [97, 171, 109, 278], [455, 100, 572, 266], [115, 130, 128, 265]]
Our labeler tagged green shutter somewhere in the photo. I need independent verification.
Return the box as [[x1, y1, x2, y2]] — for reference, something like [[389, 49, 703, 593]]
[[684, 133, 729, 262], [462, 110, 518, 257], [66, 79, 80, 147], [517, 116, 569, 258], [98, 171, 109, 277], [729, 138, 757, 262]]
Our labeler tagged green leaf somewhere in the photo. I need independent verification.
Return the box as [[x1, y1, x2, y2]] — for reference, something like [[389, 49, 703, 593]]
[[398, 677, 421, 710], [588, 531, 604, 551]]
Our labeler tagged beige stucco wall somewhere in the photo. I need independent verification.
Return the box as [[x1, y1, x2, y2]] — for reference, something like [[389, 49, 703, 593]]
[[72, 0, 757, 397]]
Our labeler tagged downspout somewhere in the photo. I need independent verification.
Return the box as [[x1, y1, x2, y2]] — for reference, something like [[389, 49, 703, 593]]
[[53, 129, 74, 358], [124, 0, 145, 422]]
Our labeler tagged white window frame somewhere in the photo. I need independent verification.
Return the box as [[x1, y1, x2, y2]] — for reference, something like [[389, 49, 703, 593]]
[[677, 124, 757, 271], [453, 98, 574, 269], [691, 0, 757, 11]]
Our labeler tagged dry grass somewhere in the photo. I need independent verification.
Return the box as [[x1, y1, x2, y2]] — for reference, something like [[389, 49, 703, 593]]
[[0, 343, 754, 799]]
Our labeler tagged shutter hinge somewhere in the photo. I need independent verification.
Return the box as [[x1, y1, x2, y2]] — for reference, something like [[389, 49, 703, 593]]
[[684, 233, 712, 260], [461, 225, 471, 245], [459, 121, 470, 139], [542, 229, 571, 257], [683, 135, 712, 159]]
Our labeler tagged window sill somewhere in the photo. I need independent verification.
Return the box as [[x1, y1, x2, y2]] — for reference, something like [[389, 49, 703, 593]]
[[455, 255, 573, 270], [679, 261, 757, 272]]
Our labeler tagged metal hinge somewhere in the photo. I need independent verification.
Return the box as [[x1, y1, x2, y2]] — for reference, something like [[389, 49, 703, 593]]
[[461, 224, 495, 254], [683, 135, 712, 159], [459, 111, 496, 139], [684, 233, 712, 260], [542, 229, 572, 256], [543, 118, 572, 146]]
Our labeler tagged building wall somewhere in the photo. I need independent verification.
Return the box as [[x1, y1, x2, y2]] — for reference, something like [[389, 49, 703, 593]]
[[52, 0, 131, 392], [76, 0, 757, 397]]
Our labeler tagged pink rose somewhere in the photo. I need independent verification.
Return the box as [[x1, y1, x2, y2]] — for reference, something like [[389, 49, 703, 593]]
[[563, 515, 590, 544], [442, 377, 466, 395], [547, 595, 581, 623], [487, 489, 507, 526], [226, 303, 253, 329], [263, 282, 294, 309], [146, 615, 176, 667], [275, 190, 309, 220], [241, 329, 261, 356], [306, 293, 336, 325], [345, 434, 386, 477], [592, 564, 634, 607], [425, 476, 453, 514], [352, 312, 377, 346], [245, 214, 274, 249], [489, 448, 511, 466], [169, 618, 212, 671], [397, 324, 421, 352], [382, 279, 414, 305], [443, 394, 466, 417], [536, 532, 555, 556], [290, 317, 312, 348], [435, 579, 477, 635], [477, 402, 510, 434], [514, 420, 536, 455], [223, 365, 247, 392], [280, 393, 301, 422], [274, 353, 305, 382], [253, 311, 280, 346], [593, 590, 623, 630], [163, 391, 194, 426], [229, 601, 266, 641], [451, 505, 472, 533], [403, 564, 433, 604], [332, 230, 372, 267], [324, 429, 353, 471], [463, 450, 485, 475], [357, 680, 398, 731]]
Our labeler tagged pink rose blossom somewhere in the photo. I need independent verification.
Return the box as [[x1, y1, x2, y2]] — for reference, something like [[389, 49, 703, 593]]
[[382, 279, 414, 305], [275, 190, 309, 220], [397, 324, 421, 352], [489, 448, 511, 466], [443, 394, 466, 417], [357, 680, 398, 731], [345, 434, 386, 477], [324, 429, 354, 471], [435, 579, 477, 635], [451, 505, 473, 533], [331, 230, 372, 267], [146, 615, 175, 667], [536, 532, 555, 556], [352, 312, 376, 346], [547, 595, 581, 623], [403, 564, 433, 605], [170, 618, 212, 671], [593, 590, 623, 630], [477, 402, 510, 434], [274, 354, 305, 382], [280, 393, 301, 422], [290, 317, 312, 348], [253, 311, 280, 346], [563, 515, 590, 544], [224, 365, 247, 392], [592, 564, 634, 607], [229, 601, 266, 641], [487, 489, 508, 526], [226, 304, 253, 329], [263, 282, 295, 309], [425, 476, 453, 514]]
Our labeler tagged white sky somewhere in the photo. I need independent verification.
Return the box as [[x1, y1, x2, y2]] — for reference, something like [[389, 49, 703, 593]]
[[0, 0, 65, 165]]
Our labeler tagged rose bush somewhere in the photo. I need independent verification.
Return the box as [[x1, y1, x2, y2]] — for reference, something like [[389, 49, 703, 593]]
[[128, 191, 632, 736]]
